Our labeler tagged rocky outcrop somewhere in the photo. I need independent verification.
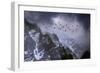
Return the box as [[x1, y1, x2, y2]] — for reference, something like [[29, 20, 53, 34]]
[[24, 19, 89, 62]]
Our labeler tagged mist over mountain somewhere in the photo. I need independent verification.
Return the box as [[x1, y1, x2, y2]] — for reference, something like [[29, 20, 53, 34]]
[[24, 11, 90, 61]]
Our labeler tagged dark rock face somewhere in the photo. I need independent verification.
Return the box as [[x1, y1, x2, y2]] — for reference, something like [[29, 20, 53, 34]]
[[24, 19, 89, 62], [24, 35, 36, 61], [81, 51, 90, 59]]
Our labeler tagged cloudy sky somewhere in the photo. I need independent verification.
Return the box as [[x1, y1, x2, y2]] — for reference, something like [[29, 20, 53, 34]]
[[24, 11, 90, 54]]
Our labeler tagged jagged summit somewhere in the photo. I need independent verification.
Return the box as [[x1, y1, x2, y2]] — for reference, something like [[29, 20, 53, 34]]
[[24, 18, 90, 61]]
